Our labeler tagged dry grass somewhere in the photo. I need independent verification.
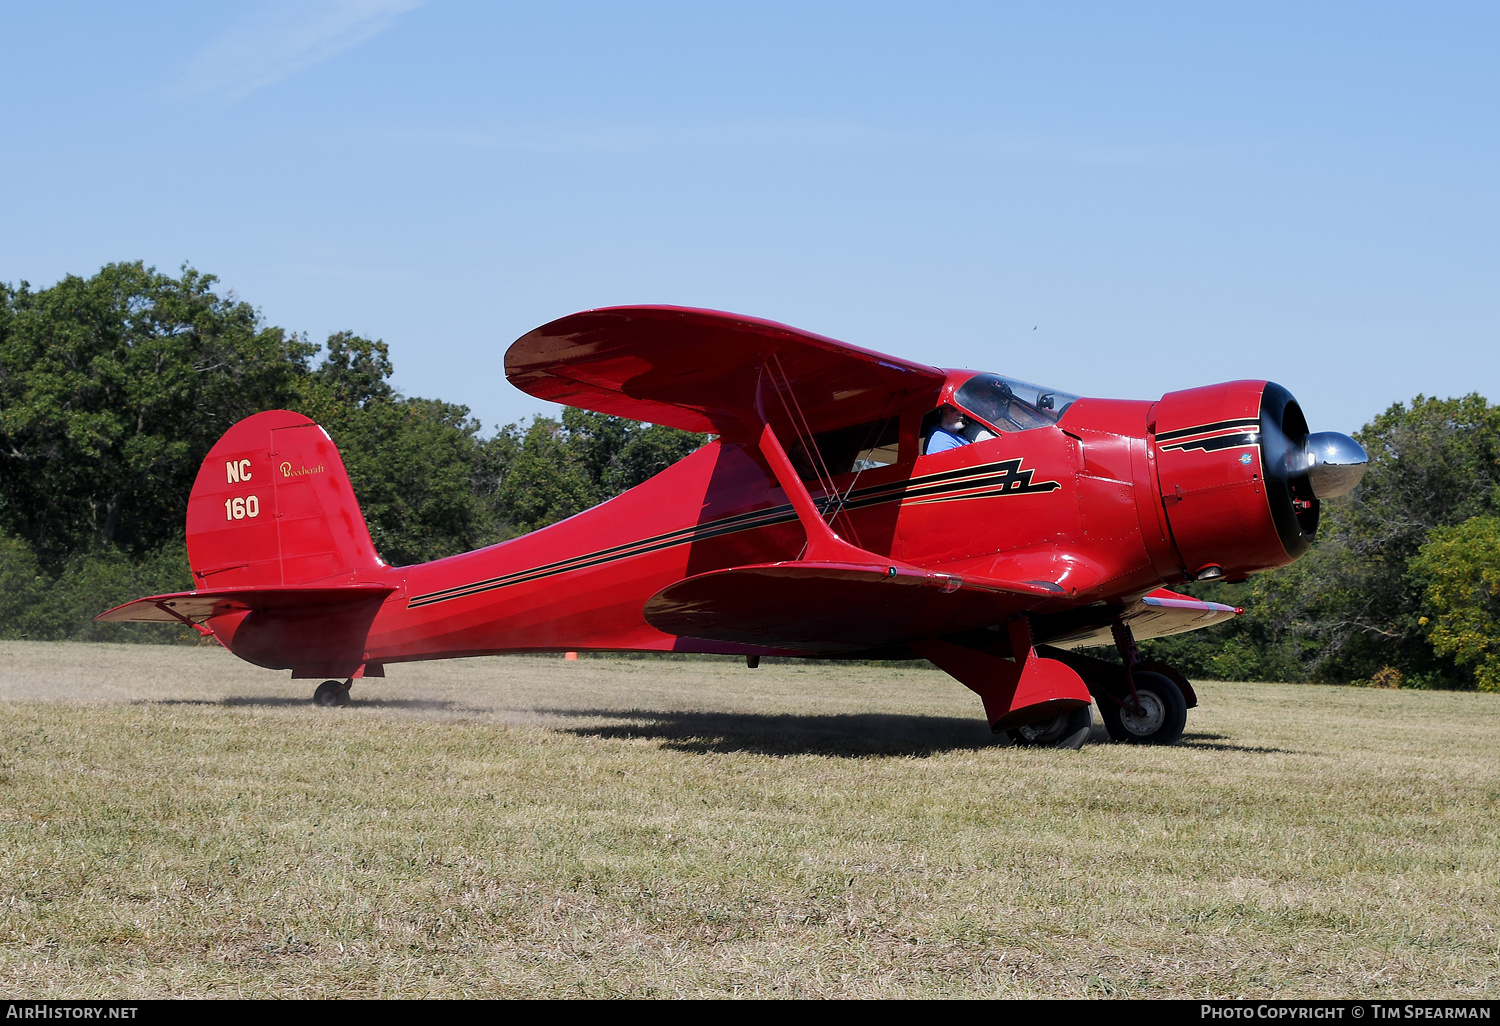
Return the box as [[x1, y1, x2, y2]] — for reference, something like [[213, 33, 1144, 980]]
[[0, 640, 1496, 998]]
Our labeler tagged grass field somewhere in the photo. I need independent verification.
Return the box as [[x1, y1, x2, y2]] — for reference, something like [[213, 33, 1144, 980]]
[[0, 641, 1496, 999]]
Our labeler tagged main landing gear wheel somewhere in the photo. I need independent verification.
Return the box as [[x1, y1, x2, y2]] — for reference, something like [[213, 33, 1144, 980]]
[[1100, 670, 1186, 745], [312, 680, 351, 707], [1007, 705, 1093, 750]]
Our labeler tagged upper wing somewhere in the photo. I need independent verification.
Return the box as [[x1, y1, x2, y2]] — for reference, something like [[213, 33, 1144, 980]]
[[505, 306, 945, 440]]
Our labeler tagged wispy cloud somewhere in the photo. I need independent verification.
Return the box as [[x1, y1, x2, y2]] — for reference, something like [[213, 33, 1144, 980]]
[[175, 0, 426, 102]]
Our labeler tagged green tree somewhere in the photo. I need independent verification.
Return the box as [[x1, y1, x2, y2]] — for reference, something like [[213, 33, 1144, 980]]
[[495, 417, 597, 535], [603, 420, 709, 494], [1293, 394, 1500, 685], [1143, 394, 1500, 686], [0, 534, 49, 639], [0, 533, 192, 642], [0, 262, 313, 568], [559, 409, 632, 504], [310, 330, 394, 408], [324, 397, 499, 567], [1410, 515, 1500, 692], [488, 411, 707, 536], [291, 332, 501, 566], [561, 408, 708, 500]]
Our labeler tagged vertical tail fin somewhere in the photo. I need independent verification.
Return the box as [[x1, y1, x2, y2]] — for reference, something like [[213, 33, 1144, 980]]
[[186, 410, 382, 589]]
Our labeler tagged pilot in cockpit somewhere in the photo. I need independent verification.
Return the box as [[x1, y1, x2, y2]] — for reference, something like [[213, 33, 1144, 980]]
[[925, 404, 972, 454]]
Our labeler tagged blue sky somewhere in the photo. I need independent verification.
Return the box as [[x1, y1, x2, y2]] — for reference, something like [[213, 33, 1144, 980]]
[[2, 2, 1496, 435]]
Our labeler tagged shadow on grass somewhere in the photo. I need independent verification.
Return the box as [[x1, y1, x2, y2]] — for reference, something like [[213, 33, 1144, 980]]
[[138, 696, 494, 714], [1178, 732, 1307, 755], [554, 713, 1288, 758], [547, 707, 1014, 757], [129, 700, 1280, 757]]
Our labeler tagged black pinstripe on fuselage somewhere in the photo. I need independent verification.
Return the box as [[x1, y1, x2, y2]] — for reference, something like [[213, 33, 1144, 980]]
[[406, 457, 1062, 609]]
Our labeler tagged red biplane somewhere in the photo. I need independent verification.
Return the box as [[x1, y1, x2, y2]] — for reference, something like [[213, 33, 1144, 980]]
[[99, 306, 1367, 748]]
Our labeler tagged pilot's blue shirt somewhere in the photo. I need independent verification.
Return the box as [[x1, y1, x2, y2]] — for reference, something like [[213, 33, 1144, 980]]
[[926, 429, 970, 454]]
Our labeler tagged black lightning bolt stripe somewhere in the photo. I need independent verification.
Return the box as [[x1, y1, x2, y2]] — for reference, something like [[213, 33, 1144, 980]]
[[407, 457, 1063, 608], [1158, 431, 1260, 454], [830, 459, 1060, 513], [1155, 418, 1260, 443]]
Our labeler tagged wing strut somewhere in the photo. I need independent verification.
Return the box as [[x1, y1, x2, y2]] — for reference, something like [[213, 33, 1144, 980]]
[[149, 599, 216, 638], [757, 420, 894, 567], [761, 354, 864, 547]]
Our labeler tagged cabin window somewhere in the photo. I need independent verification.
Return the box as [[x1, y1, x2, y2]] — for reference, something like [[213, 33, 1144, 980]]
[[953, 373, 1079, 432], [788, 418, 900, 481]]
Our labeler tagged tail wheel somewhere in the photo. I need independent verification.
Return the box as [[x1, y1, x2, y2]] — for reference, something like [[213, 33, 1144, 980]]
[[1100, 670, 1186, 744], [1007, 705, 1093, 750], [312, 680, 350, 707]]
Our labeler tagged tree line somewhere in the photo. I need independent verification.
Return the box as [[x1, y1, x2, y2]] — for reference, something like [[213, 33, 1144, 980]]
[[0, 263, 703, 642], [1155, 393, 1500, 691], [1, 263, 1496, 691]]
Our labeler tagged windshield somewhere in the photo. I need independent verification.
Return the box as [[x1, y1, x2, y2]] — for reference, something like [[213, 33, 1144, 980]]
[[954, 373, 1079, 432]]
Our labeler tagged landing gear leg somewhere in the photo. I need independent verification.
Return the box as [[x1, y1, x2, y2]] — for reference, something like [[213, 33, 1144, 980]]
[[1098, 670, 1186, 744], [1100, 623, 1186, 744], [312, 679, 352, 707]]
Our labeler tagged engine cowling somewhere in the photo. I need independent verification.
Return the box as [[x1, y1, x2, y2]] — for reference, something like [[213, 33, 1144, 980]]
[[1150, 381, 1365, 581]]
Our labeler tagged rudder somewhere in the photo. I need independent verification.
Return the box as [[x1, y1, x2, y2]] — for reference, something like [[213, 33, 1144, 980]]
[[187, 410, 382, 589]]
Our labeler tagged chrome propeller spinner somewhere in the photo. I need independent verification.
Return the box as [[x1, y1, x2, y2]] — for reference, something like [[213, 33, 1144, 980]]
[[1302, 431, 1368, 499], [1259, 384, 1369, 556]]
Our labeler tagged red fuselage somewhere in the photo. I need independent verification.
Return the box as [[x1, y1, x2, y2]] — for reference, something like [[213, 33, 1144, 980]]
[[100, 304, 1364, 743], [207, 373, 1298, 675]]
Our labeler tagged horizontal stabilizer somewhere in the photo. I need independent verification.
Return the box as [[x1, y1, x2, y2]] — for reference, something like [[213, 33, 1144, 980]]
[[95, 584, 396, 625], [644, 561, 1053, 653]]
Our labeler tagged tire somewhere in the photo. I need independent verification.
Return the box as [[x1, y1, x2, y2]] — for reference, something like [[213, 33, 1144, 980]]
[[312, 680, 349, 707], [1099, 670, 1186, 744], [1007, 704, 1093, 750]]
